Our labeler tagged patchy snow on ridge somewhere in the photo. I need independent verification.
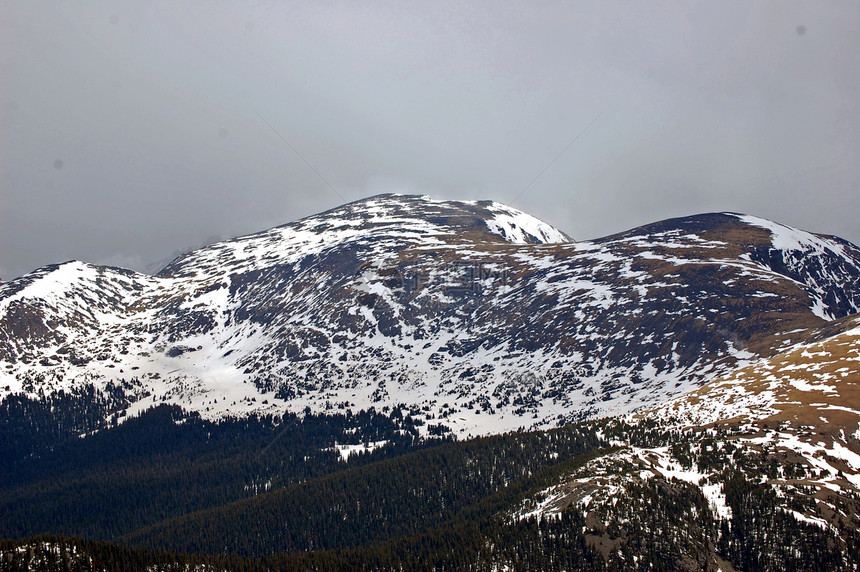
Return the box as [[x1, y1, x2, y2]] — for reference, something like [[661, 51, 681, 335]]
[[736, 214, 847, 259], [481, 202, 570, 245], [656, 317, 860, 429], [512, 442, 733, 525], [734, 214, 860, 320]]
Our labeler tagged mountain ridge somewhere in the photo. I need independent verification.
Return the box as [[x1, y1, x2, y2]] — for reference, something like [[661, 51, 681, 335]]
[[2, 194, 859, 437]]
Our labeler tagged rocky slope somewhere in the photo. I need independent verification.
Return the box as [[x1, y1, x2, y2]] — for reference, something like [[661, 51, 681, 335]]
[[2, 194, 860, 436], [512, 314, 860, 568]]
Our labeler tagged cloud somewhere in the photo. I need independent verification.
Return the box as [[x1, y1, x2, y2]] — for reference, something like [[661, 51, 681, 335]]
[[1, 1, 858, 279]]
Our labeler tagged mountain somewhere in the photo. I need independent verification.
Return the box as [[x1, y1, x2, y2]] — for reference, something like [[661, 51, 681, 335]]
[[2, 194, 860, 570], [2, 194, 860, 438]]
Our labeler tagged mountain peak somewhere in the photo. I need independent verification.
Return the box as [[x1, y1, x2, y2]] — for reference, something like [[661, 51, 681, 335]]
[[291, 193, 571, 245], [158, 194, 570, 278]]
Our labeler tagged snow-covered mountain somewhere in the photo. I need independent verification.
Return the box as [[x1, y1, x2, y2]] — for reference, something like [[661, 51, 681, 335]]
[[2, 194, 860, 436]]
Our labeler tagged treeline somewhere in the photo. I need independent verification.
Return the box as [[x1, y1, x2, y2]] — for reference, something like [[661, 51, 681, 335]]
[[3, 390, 860, 571], [122, 424, 605, 556], [0, 383, 129, 465], [0, 392, 445, 541], [3, 463, 859, 570], [0, 448, 610, 571]]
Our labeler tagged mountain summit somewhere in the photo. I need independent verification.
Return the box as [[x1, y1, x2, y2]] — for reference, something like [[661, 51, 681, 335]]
[[159, 194, 571, 278], [2, 195, 859, 436]]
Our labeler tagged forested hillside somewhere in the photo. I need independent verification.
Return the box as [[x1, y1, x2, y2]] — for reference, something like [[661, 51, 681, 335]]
[[3, 417, 858, 571], [0, 391, 441, 542]]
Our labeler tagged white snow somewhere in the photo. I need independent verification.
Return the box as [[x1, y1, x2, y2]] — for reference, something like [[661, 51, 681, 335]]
[[482, 203, 570, 245], [637, 446, 733, 520], [735, 215, 846, 259], [331, 440, 389, 461]]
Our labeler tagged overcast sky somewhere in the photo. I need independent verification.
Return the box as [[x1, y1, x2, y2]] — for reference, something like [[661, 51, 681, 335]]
[[1, 1, 858, 279]]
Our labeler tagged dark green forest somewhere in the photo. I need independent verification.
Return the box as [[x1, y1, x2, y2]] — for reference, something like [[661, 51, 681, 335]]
[[0, 387, 445, 540], [2, 388, 859, 571]]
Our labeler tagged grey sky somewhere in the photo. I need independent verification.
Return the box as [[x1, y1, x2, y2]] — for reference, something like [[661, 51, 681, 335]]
[[1, 1, 858, 280]]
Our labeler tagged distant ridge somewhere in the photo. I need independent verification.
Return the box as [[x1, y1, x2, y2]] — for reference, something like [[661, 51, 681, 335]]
[[2, 195, 859, 436]]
